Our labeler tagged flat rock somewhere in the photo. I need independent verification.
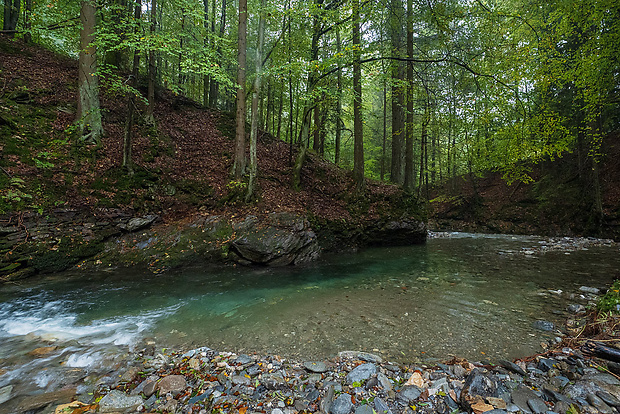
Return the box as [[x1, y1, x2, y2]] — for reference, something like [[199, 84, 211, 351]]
[[397, 385, 422, 403], [579, 286, 600, 294], [499, 360, 526, 376], [597, 390, 620, 407], [374, 397, 393, 414], [338, 351, 383, 363], [99, 390, 143, 413], [157, 374, 187, 394], [17, 388, 75, 412], [461, 369, 505, 410], [232, 375, 251, 385], [532, 320, 554, 331], [587, 393, 613, 414], [355, 405, 375, 414], [511, 385, 540, 414], [0, 385, 12, 405], [304, 361, 328, 373], [346, 363, 377, 384], [119, 215, 158, 232], [27, 346, 58, 357], [527, 397, 548, 414], [330, 393, 353, 414]]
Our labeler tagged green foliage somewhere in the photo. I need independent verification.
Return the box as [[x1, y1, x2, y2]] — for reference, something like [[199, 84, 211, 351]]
[[598, 280, 620, 314]]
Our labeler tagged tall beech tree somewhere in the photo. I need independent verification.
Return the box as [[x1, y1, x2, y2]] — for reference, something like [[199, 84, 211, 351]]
[[232, 0, 247, 179], [76, 0, 104, 145]]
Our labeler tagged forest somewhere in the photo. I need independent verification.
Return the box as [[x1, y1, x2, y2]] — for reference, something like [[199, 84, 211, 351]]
[[2, 0, 618, 199]]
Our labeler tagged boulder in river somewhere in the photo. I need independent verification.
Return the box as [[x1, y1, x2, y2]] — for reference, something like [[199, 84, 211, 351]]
[[230, 213, 320, 266]]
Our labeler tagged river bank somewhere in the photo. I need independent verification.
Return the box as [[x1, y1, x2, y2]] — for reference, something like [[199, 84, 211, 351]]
[[0, 276, 618, 414]]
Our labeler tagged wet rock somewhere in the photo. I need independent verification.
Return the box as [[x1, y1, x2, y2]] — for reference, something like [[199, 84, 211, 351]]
[[330, 393, 353, 414], [532, 320, 554, 331], [338, 351, 383, 363], [579, 286, 600, 294], [119, 215, 158, 232], [397, 385, 422, 403], [27, 346, 58, 357], [0, 385, 13, 405], [461, 369, 505, 410], [511, 385, 541, 414], [567, 304, 585, 313], [304, 361, 328, 373], [374, 397, 393, 414], [157, 374, 187, 394], [355, 405, 375, 414], [499, 360, 526, 376], [363, 217, 427, 246], [587, 393, 613, 413], [346, 363, 377, 384], [98, 390, 144, 413], [527, 397, 548, 414], [143, 379, 158, 397], [230, 213, 320, 266], [597, 390, 620, 407]]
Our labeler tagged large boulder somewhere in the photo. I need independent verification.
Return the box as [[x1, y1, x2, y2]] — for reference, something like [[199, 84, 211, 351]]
[[230, 212, 320, 266], [362, 217, 427, 246]]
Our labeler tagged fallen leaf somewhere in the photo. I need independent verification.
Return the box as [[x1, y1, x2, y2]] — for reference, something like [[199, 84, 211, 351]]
[[404, 371, 425, 388]]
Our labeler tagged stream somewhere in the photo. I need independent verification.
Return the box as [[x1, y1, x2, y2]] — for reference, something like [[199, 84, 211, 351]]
[[0, 232, 618, 400]]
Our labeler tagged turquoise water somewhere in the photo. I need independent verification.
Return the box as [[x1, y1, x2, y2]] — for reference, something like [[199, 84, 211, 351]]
[[0, 233, 618, 396]]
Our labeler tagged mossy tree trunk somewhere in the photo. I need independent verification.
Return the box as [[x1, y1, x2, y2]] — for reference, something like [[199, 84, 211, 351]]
[[76, 0, 104, 145]]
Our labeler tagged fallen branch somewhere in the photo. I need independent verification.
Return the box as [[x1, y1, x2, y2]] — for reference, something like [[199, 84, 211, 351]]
[[581, 341, 620, 363]]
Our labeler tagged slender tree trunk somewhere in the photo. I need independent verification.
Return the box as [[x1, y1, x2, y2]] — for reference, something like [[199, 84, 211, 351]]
[[210, 0, 226, 107], [352, 0, 364, 191], [3, 0, 20, 33], [389, 0, 405, 184], [335, 24, 342, 165], [203, 0, 210, 106], [403, 0, 414, 191], [232, 0, 247, 179], [313, 106, 320, 152], [246, 0, 265, 202], [122, 0, 141, 174], [381, 77, 386, 181], [76, 0, 103, 145], [146, 0, 157, 124], [24, 0, 33, 43], [276, 85, 283, 140]]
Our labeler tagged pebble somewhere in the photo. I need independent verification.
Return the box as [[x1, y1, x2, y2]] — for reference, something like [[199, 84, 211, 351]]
[[330, 393, 353, 414], [346, 363, 377, 384], [304, 361, 328, 373], [532, 320, 554, 331]]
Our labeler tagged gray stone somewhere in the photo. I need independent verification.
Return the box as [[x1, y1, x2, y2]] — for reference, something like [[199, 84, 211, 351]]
[[511, 385, 540, 414], [119, 215, 158, 232], [321, 385, 335, 413], [230, 213, 320, 266], [0, 385, 12, 405], [157, 374, 187, 394], [567, 304, 585, 313], [532, 320, 554, 331], [346, 363, 378, 384], [527, 397, 548, 414], [499, 360, 526, 376], [597, 390, 620, 407], [355, 405, 375, 414], [537, 358, 557, 372], [232, 375, 251, 385], [304, 361, 328, 373], [330, 393, 353, 414], [542, 387, 575, 406], [232, 354, 253, 365], [484, 411, 508, 414], [579, 286, 600, 294], [587, 393, 613, 413], [377, 373, 393, 391], [99, 390, 144, 413], [188, 389, 214, 406], [461, 369, 506, 410], [272, 409, 285, 414], [374, 397, 393, 414], [338, 351, 383, 363], [143, 378, 158, 397], [397, 385, 422, 403]]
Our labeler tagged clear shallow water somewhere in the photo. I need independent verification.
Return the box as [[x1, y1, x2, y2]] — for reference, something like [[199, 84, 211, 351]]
[[0, 233, 618, 396]]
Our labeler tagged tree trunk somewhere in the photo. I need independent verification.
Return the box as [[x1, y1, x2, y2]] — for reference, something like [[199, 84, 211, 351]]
[[335, 24, 342, 165], [122, 0, 141, 173], [24, 0, 33, 43], [246, 0, 265, 202], [209, 0, 226, 107], [145, 0, 157, 124], [389, 0, 405, 184], [381, 77, 387, 181], [3, 0, 20, 33], [403, 0, 414, 191], [203, 0, 210, 106], [76, 0, 104, 145], [232, 0, 247, 179], [352, 0, 364, 191]]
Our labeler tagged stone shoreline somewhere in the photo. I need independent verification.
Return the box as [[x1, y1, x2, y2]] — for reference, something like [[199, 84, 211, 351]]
[[67, 342, 620, 414]]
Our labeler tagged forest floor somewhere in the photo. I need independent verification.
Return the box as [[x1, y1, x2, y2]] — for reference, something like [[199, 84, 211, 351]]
[[0, 36, 406, 226]]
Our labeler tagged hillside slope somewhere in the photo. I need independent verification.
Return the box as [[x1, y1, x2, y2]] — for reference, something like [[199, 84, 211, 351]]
[[429, 132, 620, 240], [0, 37, 425, 281]]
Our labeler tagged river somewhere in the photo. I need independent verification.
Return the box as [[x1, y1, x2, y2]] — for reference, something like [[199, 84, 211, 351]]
[[0, 232, 618, 400]]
